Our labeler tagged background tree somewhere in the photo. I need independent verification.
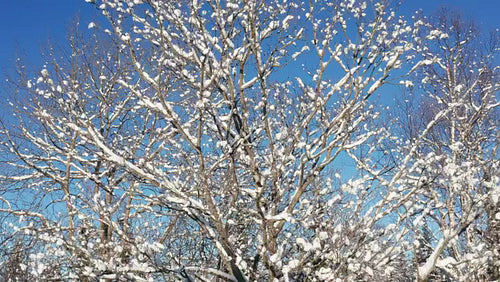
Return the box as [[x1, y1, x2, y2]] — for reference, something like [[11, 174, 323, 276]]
[[390, 10, 500, 281]]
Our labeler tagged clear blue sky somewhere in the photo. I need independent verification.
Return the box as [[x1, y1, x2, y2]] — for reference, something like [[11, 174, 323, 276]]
[[402, 0, 500, 29], [0, 0, 499, 77], [0, 1, 95, 72]]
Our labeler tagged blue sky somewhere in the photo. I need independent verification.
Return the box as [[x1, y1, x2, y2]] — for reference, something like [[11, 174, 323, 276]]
[[0, 1, 95, 72], [0, 0, 499, 78]]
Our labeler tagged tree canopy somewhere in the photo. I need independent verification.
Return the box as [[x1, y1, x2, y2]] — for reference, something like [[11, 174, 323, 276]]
[[0, 0, 499, 281]]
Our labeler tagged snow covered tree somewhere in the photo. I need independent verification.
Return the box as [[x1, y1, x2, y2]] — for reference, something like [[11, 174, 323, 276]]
[[389, 11, 500, 281], [0, 0, 498, 281]]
